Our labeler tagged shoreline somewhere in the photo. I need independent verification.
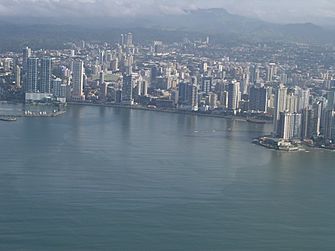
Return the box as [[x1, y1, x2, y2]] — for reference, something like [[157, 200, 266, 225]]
[[0, 111, 66, 118], [67, 101, 272, 123], [254, 136, 335, 152]]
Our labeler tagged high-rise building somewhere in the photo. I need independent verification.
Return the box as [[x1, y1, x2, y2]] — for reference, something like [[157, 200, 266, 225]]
[[178, 82, 198, 111], [280, 73, 288, 85], [323, 110, 334, 141], [278, 112, 291, 140], [141, 81, 148, 96], [99, 71, 104, 87], [153, 41, 163, 54], [326, 89, 335, 111], [99, 51, 105, 65], [266, 63, 276, 82], [286, 93, 298, 113], [312, 101, 323, 136], [227, 81, 241, 111], [122, 74, 133, 105], [208, 92, 218, 109], [301, 108, 311, 140], [24, 57, 38, 93], [201, 76, 212, 94], [52, 78, 66, 98], [273, 85, 287, 135], [291, 113, 302, 139], [120, 34, 125, 46], [133, 80, 141, 98], [219, 90, 228, 108], [100, 82, 108, 101], [249, 86, 268, 112], [241, 70, 250, 95], [278, 112, 302, 140], [71, 60, 85, 101], [126, 33, 133, 47], [297, 88, 310, 111], [206, 36, 210, 45], [111, 58, 119, 71], [15, 65, 21, 88], [250, 65, 260, 84], [40, 57, 52, 93], [22, 47, 31, 74], [202, 62, 208, 73], [81, 40, 86, 49]]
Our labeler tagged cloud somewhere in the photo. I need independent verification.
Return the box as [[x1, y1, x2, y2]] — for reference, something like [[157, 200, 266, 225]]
[[220, 0, 335, 23], [0, 0, 333, 23], [0, 0, 196, 17]]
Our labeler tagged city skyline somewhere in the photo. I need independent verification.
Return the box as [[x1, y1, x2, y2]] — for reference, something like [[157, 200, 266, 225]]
[[0, 0, 335, 251], [1, 30, 335, 150], [1, 1, 335, 250]]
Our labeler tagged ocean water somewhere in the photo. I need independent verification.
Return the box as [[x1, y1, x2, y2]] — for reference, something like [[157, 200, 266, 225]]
[[0, 105, 334, 251]]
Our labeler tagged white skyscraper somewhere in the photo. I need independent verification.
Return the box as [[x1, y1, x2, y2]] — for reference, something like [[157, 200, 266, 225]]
[[297, 88, 310, 111], [267, 63, 276, 82], [228, 81, 241, 111], [126, 33, 133, 47], [15, 65, 21, 88], [273, 84, 288, 135], [278, 112, 302, 140], [286, 93, 298, 113]]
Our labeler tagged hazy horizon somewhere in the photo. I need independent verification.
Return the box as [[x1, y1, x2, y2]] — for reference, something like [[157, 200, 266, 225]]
[[0, 0, 334, 25]]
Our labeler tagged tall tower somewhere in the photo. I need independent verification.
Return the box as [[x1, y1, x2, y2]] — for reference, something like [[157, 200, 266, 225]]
[[22, 47, 31, 73], [120, 34, 125, 46], [297, 88, 310, 111], [267, 63, 276, 82], [190, 84, 199, 111], [273, 85, 288, 135], [201, 76, 212, 94], [227, 81, 241, 111], [71, 60, 84, 101], [22, 47, 31, 89], [126, 33, 133, 47], [15, 65, 21, 88], [99, 71, 104, 87], [141, 81, 148, 96], [99, 50, 105, 65], [178, 82, 198, 111], [40, 57, 52, 93], [313, 101, 323, 136], [241, 71, 250, 95], [249, 86, 267, 112], [278, 112, 302, 140], [122, 74, 133, 105], [52, 78, 66, 98], [326, 89, 335, 111], [24, 57, 38, 93]]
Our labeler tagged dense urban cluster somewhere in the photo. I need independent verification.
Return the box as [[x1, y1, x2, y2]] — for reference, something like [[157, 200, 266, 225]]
[[1, 33, 335, 148]]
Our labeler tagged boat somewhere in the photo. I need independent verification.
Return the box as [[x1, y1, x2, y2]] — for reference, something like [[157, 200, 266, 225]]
[[0, 116, 17, 122]]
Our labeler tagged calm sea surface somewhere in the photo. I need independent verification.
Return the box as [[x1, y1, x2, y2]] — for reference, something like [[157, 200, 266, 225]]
[[0, 105, 335, 251]]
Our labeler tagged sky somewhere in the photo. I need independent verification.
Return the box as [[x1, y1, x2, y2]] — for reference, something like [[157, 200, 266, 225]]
[[0, 0, 334, 24]]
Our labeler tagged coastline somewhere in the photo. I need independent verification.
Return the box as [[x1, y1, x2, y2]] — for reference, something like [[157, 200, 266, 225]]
[[67, 101, 272, 123], [254, 136, 335, 152], [0, 101, 66, 118]]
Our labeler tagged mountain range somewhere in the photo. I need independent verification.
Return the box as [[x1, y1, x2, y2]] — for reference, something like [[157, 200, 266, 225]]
[[0, 8, 334, 51]]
